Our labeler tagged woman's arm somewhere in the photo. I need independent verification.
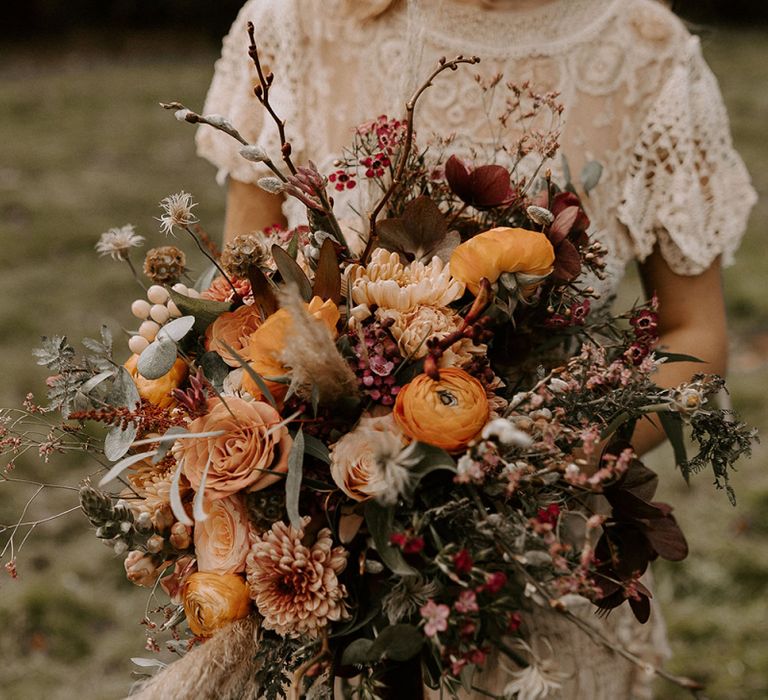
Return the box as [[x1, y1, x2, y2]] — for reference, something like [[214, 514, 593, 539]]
[[632, 246, 728, 456], [224, 179, 287, 245]]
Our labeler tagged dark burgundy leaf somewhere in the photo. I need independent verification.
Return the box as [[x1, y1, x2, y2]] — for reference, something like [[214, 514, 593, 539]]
[[618, 461, 659, 502], [445, 155, 472, 201], [552, 239, 582, 281], [549, 205, 580, 245], [401, 196, 447, 247], [596, 525, 653, 578], [629, 594, 651, 623], [378, 197, 456, 263], [606, 490, 668, 520], [470, 165, 515, 208], [643, 515, 689, 561], [550, 191, 582, 217]]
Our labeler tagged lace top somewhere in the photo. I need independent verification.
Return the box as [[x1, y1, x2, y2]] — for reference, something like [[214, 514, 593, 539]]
[[197, 0, 756, 293]]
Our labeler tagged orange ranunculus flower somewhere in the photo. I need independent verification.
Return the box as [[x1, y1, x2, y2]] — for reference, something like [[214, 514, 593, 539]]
[[449, 227, 555, 295], [194, 494, 252, 574], [205, 304, 263, 367], [241, 296, 340, 401], [124, 353, 187, 409], [183, 571, 251, 637], [176, 397, 291, 500], [393, 367, 490, 452]]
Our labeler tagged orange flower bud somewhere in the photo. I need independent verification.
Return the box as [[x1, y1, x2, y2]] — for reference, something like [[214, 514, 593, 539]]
[[393, 368, 490, 452], [183, 572, 251, 637], [124, 353, 187, 409], [449, 227, 554, 295]]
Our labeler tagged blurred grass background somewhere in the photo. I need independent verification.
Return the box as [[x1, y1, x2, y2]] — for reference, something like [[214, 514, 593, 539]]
[[0, 17, 766, 700]]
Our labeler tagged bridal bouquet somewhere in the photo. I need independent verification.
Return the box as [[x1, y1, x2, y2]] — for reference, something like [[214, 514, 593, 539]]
[[1, 31, 756, 700]]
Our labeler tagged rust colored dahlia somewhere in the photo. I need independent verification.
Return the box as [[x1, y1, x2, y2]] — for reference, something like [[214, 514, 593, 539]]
[[246, 517, 349, 637]]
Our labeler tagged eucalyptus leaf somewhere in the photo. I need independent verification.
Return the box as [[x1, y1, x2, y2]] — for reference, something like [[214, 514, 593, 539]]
[[137, 335, 178, 380], [364, 501, 418, 577], [104, 422, 138, 462], [286, 428, 305, 530], [200, 351, 231, 392], [369, 624, 424, 662], [80, 370, 115, 395], [151, 426, 189, 464], [99, 449, 158, 487], [157, 315, 196, 343], [169, 289, 231, 332], [107, 367, 141, 409], [340, 638, 375, 667], [131, 657, 168, 669], [303, 434, 331, 464], [580, 160, 603, 194], [658, 411, 688, 476]]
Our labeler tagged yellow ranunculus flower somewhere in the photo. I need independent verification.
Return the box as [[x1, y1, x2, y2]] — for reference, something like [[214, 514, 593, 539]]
[[393, 367, 490, 453], [449, 227, 555, 295], [241, 296, 340, 402], [183, 571, 251, 637], [124, 354, 187, 409]]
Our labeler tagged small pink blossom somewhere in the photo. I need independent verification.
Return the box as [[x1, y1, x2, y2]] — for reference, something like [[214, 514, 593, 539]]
[[420, 599, 450, 637], [454, 590, 479, 614]]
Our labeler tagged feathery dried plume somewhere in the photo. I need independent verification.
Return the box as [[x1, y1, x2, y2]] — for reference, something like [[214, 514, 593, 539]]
[[158, 191, 198, 236], [96, 224, 145, 260], [278, 285, 359, 405]]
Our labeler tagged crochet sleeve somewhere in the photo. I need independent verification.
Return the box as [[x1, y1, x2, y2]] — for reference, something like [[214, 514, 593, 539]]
[[617, 35, 757, 275], [195, 0, 307, 185]]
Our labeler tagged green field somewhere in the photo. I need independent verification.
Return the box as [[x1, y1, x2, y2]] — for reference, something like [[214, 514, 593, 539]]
[[0, 28, 766, 699]]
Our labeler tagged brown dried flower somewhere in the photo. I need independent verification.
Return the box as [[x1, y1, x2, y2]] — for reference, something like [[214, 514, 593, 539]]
[[246, 517, 349, 637], [143, 245, 187, 284], [221, 232, 272, 278]]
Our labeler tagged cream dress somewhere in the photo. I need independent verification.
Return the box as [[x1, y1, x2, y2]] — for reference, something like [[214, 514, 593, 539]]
[[196, 1, 757, 697]]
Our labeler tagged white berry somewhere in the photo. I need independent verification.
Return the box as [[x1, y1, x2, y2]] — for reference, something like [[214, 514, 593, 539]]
[[147, 285, 169, 304], [139, 320, 160, 342], [171, 283, 189, 295], [128, 335, 150, 355], [149, 304, 170, 324], [131, 299, 151, 320], [167, 300, 181, 318], [186, 288, 201, 299]]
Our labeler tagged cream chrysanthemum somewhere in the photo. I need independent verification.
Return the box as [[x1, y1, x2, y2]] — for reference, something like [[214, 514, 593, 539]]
[[246, 517, 349, 637], [125, 460, 188, 527], [347, 249, 464, 312], [377, 305, 485, 366]]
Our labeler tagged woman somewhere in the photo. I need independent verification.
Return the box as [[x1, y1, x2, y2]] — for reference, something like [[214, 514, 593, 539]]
[[191, 0, 756, 697]]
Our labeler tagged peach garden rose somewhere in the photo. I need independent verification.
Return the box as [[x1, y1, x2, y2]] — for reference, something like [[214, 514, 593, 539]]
[[176, 396, 291, 500], [194, 494, 252, 574], [182, 571, 251, 637], [393, 367, 490, 452], [205, 303, 263, 367], [329, 414, 409, 501]]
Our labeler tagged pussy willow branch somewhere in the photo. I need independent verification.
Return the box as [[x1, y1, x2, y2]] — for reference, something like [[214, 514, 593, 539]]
[[247, 21, 297, 177], [160, 101, 287, 182], [362, 55, 481, 264]]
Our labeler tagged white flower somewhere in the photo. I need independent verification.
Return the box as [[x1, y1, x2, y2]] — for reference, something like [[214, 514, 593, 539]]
[[482, 418, 534, 447], [157, 191, 198, 236], [347, 248, 464, 312], [95, 224, 144, 260]]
